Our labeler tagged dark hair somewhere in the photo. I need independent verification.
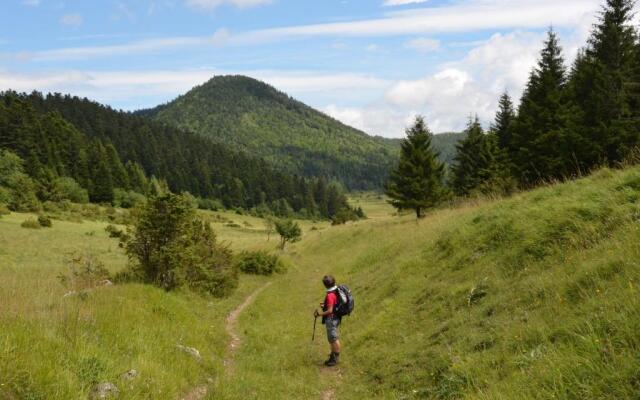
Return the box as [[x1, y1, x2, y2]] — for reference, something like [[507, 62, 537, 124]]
[[322, 275, 335, 289]]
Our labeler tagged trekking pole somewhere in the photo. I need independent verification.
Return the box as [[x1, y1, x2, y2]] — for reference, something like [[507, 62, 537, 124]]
[[312, 315, 317, 342]]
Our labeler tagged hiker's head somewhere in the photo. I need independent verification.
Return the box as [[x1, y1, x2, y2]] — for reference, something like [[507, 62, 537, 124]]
[[322, 275, 335, 289]]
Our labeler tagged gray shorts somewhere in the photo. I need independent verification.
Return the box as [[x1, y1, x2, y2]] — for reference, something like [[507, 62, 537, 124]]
[[324, 316, 341, 343]]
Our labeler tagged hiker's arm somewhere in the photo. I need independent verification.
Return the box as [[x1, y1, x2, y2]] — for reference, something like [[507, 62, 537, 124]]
[[314, 305, 333, 317]]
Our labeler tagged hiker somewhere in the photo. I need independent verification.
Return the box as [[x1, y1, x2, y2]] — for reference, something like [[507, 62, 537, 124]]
[[314, 275, 342, 367]]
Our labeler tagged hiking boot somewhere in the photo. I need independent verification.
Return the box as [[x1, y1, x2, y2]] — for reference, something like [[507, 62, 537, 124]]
[[324, 352, 339, 367]]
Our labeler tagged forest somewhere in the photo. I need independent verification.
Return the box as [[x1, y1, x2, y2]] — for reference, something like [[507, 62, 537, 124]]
[[0, 91, 357, 221]]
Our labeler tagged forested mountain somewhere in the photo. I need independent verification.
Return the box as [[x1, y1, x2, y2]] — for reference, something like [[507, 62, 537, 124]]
[[0, 91, 354, 218], [138, 75, 398, 190]]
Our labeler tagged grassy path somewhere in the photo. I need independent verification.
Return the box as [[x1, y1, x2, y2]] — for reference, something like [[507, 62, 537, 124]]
[[224, 282, 273, 375], [180, 282, 273, 400]]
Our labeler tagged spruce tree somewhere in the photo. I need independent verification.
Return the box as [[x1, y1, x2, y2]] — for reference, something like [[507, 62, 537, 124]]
[[452, 117, 500, 196], [567, 0, 638, 165], [493, 92, 516, 152], [88, 141, 114, 203], [512, 29, 570, 184], [385, 116, 447, 218]]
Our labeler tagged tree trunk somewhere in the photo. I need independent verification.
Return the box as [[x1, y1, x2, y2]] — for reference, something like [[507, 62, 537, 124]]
[[416, 207, 422, 219]]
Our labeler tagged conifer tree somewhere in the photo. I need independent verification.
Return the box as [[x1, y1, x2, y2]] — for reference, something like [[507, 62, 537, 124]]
[[105, 142, 129, 189], [385, 116, 447, 218], [88, 141, 114, 203], [493, 92, 516, 152], [512, 29, 570, 184], [567, 0, 639, 165], [452, 117, 500, 196]]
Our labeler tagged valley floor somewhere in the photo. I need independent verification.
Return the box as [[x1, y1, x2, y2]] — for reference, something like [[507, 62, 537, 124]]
[[3, 166, 640, 399]]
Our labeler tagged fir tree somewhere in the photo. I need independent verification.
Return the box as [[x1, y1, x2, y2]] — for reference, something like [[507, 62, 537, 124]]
[[452, 117, 500, 196], [512, 29, 570, 184], [385, 116, 447, 218], [568, 0, 639, 165], [492, 92, 516, 152], [88, 141, 114, 203]]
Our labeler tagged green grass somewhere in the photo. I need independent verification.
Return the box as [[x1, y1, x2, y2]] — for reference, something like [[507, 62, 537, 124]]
[[4, 167, 640, 399], [0, 212, 269, 399], [218, 166, 640, 399]]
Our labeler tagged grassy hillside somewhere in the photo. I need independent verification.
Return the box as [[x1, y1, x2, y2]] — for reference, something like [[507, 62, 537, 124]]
[[218, 165, 640, 399], [4, 165, 639, 399]]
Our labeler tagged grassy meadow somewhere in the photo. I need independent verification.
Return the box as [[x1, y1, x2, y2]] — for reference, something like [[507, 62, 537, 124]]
[[3, 166, 640, 399]]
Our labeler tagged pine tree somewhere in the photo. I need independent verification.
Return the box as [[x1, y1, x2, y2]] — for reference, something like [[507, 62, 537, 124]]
[[105, 142, 129, 189], [567, 0, 639, 166], [493, 92, 516, 152], [512, 29, 570, 184], [451, 117, 500, 196], [385, 116, 447, 218], [88, 141, 114, 203]]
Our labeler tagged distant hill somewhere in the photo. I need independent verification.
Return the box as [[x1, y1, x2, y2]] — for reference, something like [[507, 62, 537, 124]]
[[139, 76, 466, 190], [139, 76, 396, 190]]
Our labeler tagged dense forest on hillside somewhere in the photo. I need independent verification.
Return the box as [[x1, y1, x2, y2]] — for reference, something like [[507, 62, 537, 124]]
[[138, 75, 399, 190], [0, 91, 355, 219]]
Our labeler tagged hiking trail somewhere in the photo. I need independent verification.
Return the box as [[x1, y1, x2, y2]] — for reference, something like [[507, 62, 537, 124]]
[[179, 281, 272, 400], [320, 367, 342, 400]]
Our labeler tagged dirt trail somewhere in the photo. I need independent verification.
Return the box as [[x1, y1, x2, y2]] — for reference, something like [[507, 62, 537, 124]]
[[179, 281, 272, 400], [320, 366, 342, 400], [224, 281, 272, 374]]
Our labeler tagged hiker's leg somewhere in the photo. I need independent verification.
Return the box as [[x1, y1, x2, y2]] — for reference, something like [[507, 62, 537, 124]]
[[331, 340, 341, 353]]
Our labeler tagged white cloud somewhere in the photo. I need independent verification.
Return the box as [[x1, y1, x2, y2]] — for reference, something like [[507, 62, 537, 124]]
[[60, 14, 84, 27], [0, 69, 390, 110], [383, 0, 429, 6], [22, 0, 40, 6], [251, 0, 600, 38], [404, 37, 440, 52], [185, 0, 270, 10]]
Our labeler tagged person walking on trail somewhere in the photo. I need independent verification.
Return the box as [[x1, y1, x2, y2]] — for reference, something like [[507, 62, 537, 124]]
[[314, 275, 342, 367]]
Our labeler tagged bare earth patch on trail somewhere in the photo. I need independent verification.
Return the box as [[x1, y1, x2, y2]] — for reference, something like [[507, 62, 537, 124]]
[[321, 366, 342, 400], [179, 282, 272, 400]]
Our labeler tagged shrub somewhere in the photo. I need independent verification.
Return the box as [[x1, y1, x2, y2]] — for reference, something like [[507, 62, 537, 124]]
[[122, 193, 238, 296], [104, 224, 124, 238], [21, 218, 41, 229], [112, 188, 146, 209], [51, 177, 89, 203], [37, 215, 52, 227], [57, 253, 111, 292], [0, 203, 10, 216], [275, 219, 302, 249], [236, 250, 286, 275], [197, 197, 222, 211]]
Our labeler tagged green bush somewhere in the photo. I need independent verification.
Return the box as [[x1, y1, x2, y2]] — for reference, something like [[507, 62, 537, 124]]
[[0, 151, 40, 212], [57, 253, 111, 292], [104, 224, 124, 238], [331, 207, 364, 225], [112, 188, 146, 208], [51, 177, 89, 203], [37, 215, 52, 228], [0, 203, 9, 216], [122, 193, 238, 296], [21, 218, 41, 229], [236, 250, 286, 275]]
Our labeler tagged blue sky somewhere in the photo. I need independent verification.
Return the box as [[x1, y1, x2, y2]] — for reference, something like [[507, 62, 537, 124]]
[[0, 0, 629, 136]]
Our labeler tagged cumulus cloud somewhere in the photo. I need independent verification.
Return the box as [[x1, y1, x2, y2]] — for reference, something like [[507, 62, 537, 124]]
[[404, 37, 440, 52], [185, 0, 270, 10], [60, 14, 84, 27]]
